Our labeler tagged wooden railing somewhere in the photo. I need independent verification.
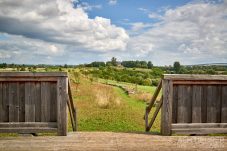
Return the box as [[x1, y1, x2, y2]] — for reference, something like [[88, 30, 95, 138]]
[[67, 80, 77, 131], [144, 79, 163, 132]]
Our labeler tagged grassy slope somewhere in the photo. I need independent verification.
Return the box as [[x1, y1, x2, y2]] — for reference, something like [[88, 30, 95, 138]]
[[98, 78, 156, 93], [70, 77, 161, 133]]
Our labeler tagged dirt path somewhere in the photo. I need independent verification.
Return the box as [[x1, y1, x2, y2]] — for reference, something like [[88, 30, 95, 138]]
[[0, 132, 226, 151]]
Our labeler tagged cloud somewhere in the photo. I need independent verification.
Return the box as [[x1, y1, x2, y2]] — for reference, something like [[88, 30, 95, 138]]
[[148, 13, 163, 20], [108, 0, 117, 5], [0, 33, 65, 63], [76, 2, 102, 11], [130, 22, 152, 32], [0, 0, 227, 65], [128, 1, 227, 65], [0, 0, 128, 52]]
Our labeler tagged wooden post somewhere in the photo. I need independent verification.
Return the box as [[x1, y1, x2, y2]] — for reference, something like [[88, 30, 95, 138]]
[[57, 77, 68, 136], [161, 79, 173, 136]]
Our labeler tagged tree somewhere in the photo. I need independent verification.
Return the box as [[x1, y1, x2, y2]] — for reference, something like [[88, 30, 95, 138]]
[[147, 61, 153, 69], [111, 57, 117, 66], [173, 61, 181, 73], [64, 64, 68, 68]]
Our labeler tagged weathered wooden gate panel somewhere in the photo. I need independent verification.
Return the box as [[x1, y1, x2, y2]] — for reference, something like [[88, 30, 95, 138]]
[[162, 74, 227, 135], [0, 72, 68, 136]]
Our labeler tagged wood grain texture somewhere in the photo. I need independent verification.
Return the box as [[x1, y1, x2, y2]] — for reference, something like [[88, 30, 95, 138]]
[[18, 82, 25, 122], [222, 86, 227, 123], [164, 74, 227, 80], [201, 86, 207, 123], [2, 82, 9, 122], [172, 85, 178, 123], [68, 80, 77, 131], [161, 79, 173, 136], [0, 72, 67, 77], [57, 77, 68, 136], [34, 82, 41, 122], [0, 122, 57, 128], [50, 82, 57, 122], [41, 82, 51, 122], [172, 128, 227, 135], [172, 123, 227, 128], [8, 82, 19, 122], [206, 85, 221, 123], [177, 85, 192, 123], [0, 83, 3, 122], [25, 82, 36, 122], [0, 73, 68, 136], [192, 85, 202, 123]]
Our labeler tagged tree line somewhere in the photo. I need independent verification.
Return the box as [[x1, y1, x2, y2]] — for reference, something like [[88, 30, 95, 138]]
[[82, 57, 153, 69]]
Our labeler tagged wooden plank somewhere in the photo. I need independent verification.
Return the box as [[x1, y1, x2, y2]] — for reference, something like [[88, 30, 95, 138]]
[[173, 80, 227, 85], [0, 127, 57, 133], [57, 77, 68, 136], [201, 86, 207, 123], [0, 83, 3, 122], [2, 82, 9, 122], [161, 79, 173, 136], [19, 82, 25, 122], [68, 80, 77, 131], [222, 86, 227, 123], [0, 122, 57, 128], [41, 82, 51, 122], [50, 82, 57, 122], [172, 85, 178, 123], [25, 82, 35, 122], [0, 72, 67, 77], [177, 85, 192, 123], [8, 82, 19, 122], [34, 82, 41, 122], [172, 128, 227, 135], [192, 85, 202, 123], [146, 80, 162, 112], [145, 107, 149, 131], [217, 85, 222, 123], [172, 123, 227, 129], [146, 96, 163, 131], [0, 77, 58, 82], [164, 74, 227, 80], [207, 85, 221, 123], [67, 99, 75, 131]]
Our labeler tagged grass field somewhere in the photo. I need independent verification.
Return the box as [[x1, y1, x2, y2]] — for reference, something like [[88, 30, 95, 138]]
[[69, 76, 161, 133], [98, 78, 156, 93]]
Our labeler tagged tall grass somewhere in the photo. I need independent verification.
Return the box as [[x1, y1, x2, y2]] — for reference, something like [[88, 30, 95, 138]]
[[94, 84, 121, 109], [69, 76, 159, 132]]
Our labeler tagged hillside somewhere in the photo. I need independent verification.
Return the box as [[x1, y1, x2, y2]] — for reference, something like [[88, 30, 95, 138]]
[[69, 72, 161, 133]]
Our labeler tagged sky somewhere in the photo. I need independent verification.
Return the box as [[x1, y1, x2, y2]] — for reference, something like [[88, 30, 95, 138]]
[[0, 0, 226, 66]]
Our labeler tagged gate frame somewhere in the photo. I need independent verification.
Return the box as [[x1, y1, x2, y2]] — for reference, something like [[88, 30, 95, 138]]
[[0, 72, 68, 136], [161, 74, 227, 136]]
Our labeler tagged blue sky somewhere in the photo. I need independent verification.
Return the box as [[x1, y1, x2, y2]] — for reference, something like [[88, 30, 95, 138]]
[[82, 0, 192, 27], [0, 0, 226, 65]]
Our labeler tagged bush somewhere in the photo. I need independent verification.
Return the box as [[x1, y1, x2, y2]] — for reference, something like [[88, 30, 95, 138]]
[[152, 79, 160, 86]]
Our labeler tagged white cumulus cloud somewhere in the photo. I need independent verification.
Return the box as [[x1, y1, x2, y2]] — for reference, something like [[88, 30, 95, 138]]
[[0, 0, 128, 52], [128, 1, 227, 65]]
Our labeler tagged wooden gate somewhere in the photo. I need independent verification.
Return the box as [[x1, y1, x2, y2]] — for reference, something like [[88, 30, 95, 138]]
[[0, 72, 68, 136], [162, 74, 227, 135], [145, 74, 227, 135]]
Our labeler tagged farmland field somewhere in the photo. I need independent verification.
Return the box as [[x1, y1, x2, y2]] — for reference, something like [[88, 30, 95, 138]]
[[69, 75, 161, 133]]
